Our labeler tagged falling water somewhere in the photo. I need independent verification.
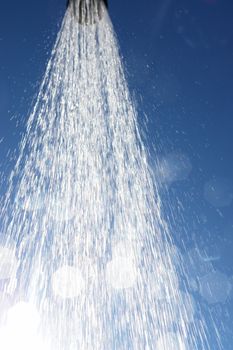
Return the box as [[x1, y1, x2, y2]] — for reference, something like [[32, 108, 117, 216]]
[[0, 2, 222, 349]]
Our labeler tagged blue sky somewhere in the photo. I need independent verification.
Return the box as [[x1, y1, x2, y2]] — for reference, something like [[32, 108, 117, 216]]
[[0, 0, 233, 347]]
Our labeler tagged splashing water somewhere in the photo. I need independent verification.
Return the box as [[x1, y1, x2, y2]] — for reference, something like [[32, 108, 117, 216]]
[[0, 3, 222, 350]]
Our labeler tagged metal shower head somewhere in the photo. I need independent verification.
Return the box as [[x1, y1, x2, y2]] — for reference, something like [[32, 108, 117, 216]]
[[67, 0, 108, 25]]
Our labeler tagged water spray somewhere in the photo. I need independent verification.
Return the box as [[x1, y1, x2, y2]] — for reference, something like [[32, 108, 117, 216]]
[[67, 0, 108, 24], [0, 1, 223, 349]]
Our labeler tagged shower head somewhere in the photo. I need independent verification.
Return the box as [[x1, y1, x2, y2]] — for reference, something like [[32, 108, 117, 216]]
[[67, 0, 108, 25]]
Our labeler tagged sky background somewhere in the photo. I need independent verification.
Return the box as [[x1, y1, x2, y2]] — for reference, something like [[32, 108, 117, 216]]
[[0, 0, 233, 348]]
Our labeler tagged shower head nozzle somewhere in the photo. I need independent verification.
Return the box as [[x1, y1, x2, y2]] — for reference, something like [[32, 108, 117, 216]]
[[66, 0, 108, 25]]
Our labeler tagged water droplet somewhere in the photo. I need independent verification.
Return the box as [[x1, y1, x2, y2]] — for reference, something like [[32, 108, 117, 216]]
[[199, 270, 232, 304], [106, 257, 138, 290], [156, 152, 192, 185], [204, 177, 233, 208], [52, 266, 85, 299]]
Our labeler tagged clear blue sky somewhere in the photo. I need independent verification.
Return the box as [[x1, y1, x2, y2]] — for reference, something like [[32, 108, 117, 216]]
[[0, 0, 233, 347]]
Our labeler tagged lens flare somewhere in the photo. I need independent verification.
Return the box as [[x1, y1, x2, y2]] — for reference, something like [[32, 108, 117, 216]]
[[0, 302, 49, 350]]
